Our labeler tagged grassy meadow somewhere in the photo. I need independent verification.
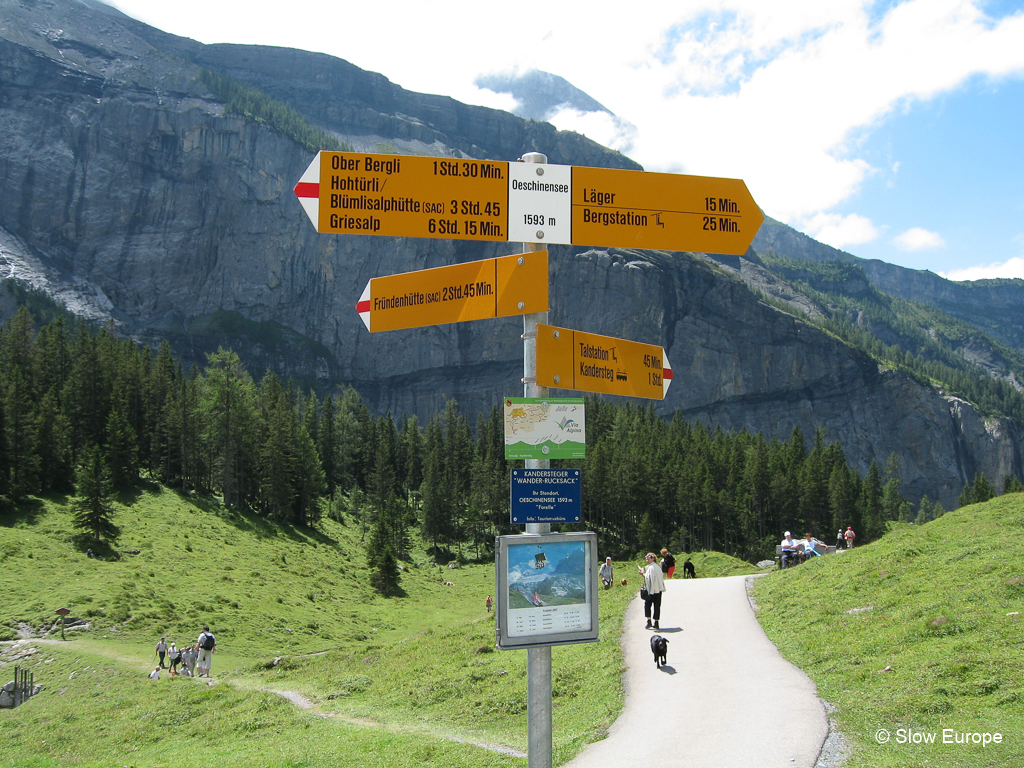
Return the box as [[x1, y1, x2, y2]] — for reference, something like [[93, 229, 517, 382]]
[[0, 486, 654, 767], [754, 494, 1024, 768], [4, 486, 1022, 767]]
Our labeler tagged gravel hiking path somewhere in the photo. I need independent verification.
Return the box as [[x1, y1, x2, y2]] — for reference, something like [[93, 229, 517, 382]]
[[562, 574, 834, 768]]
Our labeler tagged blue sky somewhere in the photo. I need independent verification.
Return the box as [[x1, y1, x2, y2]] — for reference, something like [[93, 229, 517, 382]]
[[108, 0, 1024, 281]]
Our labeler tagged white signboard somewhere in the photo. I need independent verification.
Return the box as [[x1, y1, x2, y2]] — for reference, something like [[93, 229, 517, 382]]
[[506, 161, 572, 244]]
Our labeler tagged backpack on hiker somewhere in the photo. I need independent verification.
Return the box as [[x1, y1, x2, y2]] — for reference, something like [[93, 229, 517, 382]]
[[200, 632, 215, 650]]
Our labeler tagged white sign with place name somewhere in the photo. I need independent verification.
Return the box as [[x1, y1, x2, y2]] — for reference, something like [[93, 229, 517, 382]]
[[506, 162, 572, 245]]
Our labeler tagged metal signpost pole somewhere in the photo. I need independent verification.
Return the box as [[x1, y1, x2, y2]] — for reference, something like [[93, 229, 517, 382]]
[[520, 150, 552, 768]]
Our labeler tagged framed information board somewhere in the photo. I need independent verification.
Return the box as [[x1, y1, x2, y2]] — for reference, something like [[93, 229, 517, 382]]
[[510, 468, 581, 524], [494, 532, 599, 650]]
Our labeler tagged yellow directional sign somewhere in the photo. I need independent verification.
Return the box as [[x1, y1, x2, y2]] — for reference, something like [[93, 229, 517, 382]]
[[571, 166, 763, 255], [295, 152, 763, 254], [357, 251, 548, 332], [535, 324, 673, 400], [295, 151, 509, 240]]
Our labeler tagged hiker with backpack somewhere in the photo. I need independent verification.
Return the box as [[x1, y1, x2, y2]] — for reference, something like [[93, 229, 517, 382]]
[[196, 625, 216, 677]]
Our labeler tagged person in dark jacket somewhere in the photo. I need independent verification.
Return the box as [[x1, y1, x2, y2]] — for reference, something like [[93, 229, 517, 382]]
[[660, 548, 676, 579]]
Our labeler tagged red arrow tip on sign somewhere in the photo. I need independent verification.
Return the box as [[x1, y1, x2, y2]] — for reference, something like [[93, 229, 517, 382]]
[[357, 282, 371, 331], [294, 152, 322, 230]]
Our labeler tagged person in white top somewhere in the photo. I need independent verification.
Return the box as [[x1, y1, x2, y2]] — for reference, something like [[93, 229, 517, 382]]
[[800, 533, 822, 561], [155, 637, 168, 668], [638, 552, 667, 629], [780, 531, 800, 568], [196, 626, 216, 677]]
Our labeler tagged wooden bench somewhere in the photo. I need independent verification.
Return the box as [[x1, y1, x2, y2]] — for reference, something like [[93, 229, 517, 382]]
[[775, 543, 835, 568]]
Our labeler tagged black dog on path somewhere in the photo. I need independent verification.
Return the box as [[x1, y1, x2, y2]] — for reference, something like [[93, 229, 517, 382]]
[[682, 559, 696, 578], [650, 634, 669, 668]]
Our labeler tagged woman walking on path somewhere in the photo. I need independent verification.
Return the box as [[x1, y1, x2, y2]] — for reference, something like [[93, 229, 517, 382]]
[[660, 548, 676, 579], [638, 553, 666, 630]]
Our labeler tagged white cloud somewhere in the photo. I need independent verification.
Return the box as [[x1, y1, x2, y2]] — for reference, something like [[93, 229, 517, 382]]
[[940, 257, 1024, 281], [799, 212, 880, 249], [893, 227, 946, 251], [545, 106, 638, 156], [525, 0, 1024, 231]]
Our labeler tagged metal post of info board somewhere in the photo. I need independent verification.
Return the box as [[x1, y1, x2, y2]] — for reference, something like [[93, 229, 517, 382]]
[[520, 151, 553, 768]]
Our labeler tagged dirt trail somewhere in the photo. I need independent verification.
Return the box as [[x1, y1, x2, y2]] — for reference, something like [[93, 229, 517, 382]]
[[265, 688, 526, 757], [8, 638, 525, 757]]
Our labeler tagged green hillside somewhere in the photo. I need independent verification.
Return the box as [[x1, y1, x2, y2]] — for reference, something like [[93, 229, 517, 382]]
[[754, 493, 1024, 768], [0, 488, 642, 767], [3, 489, 1021, 767]]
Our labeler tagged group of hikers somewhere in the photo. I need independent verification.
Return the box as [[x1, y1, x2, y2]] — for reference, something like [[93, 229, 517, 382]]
[[150, 626, 216, 680], [596, 548, 690, 631], [599, 548, 693, 591], [780, 526, 856, 568]]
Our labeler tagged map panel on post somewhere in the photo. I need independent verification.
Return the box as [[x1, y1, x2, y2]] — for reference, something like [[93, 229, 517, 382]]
[[503, 397, 585, 460]]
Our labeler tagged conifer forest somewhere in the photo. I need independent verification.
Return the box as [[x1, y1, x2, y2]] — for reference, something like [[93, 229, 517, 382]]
[[2, 305, 1015, 564]]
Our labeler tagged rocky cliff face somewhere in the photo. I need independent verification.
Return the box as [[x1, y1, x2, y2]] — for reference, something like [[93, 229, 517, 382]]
[[753, 217, 1024, 351], [1, 0, 1021, 510]]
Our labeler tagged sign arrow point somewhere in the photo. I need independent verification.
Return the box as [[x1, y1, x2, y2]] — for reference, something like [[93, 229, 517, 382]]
[[357, 282, 371, 331]]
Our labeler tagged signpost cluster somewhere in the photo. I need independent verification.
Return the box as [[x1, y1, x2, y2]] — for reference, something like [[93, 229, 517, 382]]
[[296, 150, 762, 256], [295, 148, 761, 768]]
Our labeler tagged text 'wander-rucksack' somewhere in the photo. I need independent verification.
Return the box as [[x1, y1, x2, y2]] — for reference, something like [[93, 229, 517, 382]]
[[200, 633, 215, 650]]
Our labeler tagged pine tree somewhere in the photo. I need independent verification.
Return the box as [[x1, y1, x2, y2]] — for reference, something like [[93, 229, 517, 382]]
[[637, 512, 659, 556], [398, 413, 423, 494], [3, 365, 39, 496], [317, 394, 338, 499], [335, 385, 371, 491], [71, 444, 120, 545], [972, 472, 994, 504], [1003, 474, 1024, 494], [367, 515, 401, 596], [147, 341, 178, 482], [0, 396, 9, 505], [420, 415, 449, 557], [106, 394, 139, 491], [257, 383, 296, 521], [958, 482, 973, 508], [368, 414, 399, 524], [292, 420, 326, 528], [35, 387, 72, 493], [914, 494, 932, 525], [860, 460, 885, 541], [63, 320, 109, 456], [882, 453, 909, 521], [798, 427, 830, 534], [828, 463, 858, 536], [200, 349, 256, 509], [2, 306, 40, 496]]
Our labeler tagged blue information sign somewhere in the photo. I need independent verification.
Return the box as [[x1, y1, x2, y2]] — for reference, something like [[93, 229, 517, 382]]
[[510, 469, 582, 524]]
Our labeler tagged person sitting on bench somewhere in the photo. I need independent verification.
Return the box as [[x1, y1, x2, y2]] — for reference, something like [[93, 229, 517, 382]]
[[800, 533, 822, 561], [780, 531, 801, 568]]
